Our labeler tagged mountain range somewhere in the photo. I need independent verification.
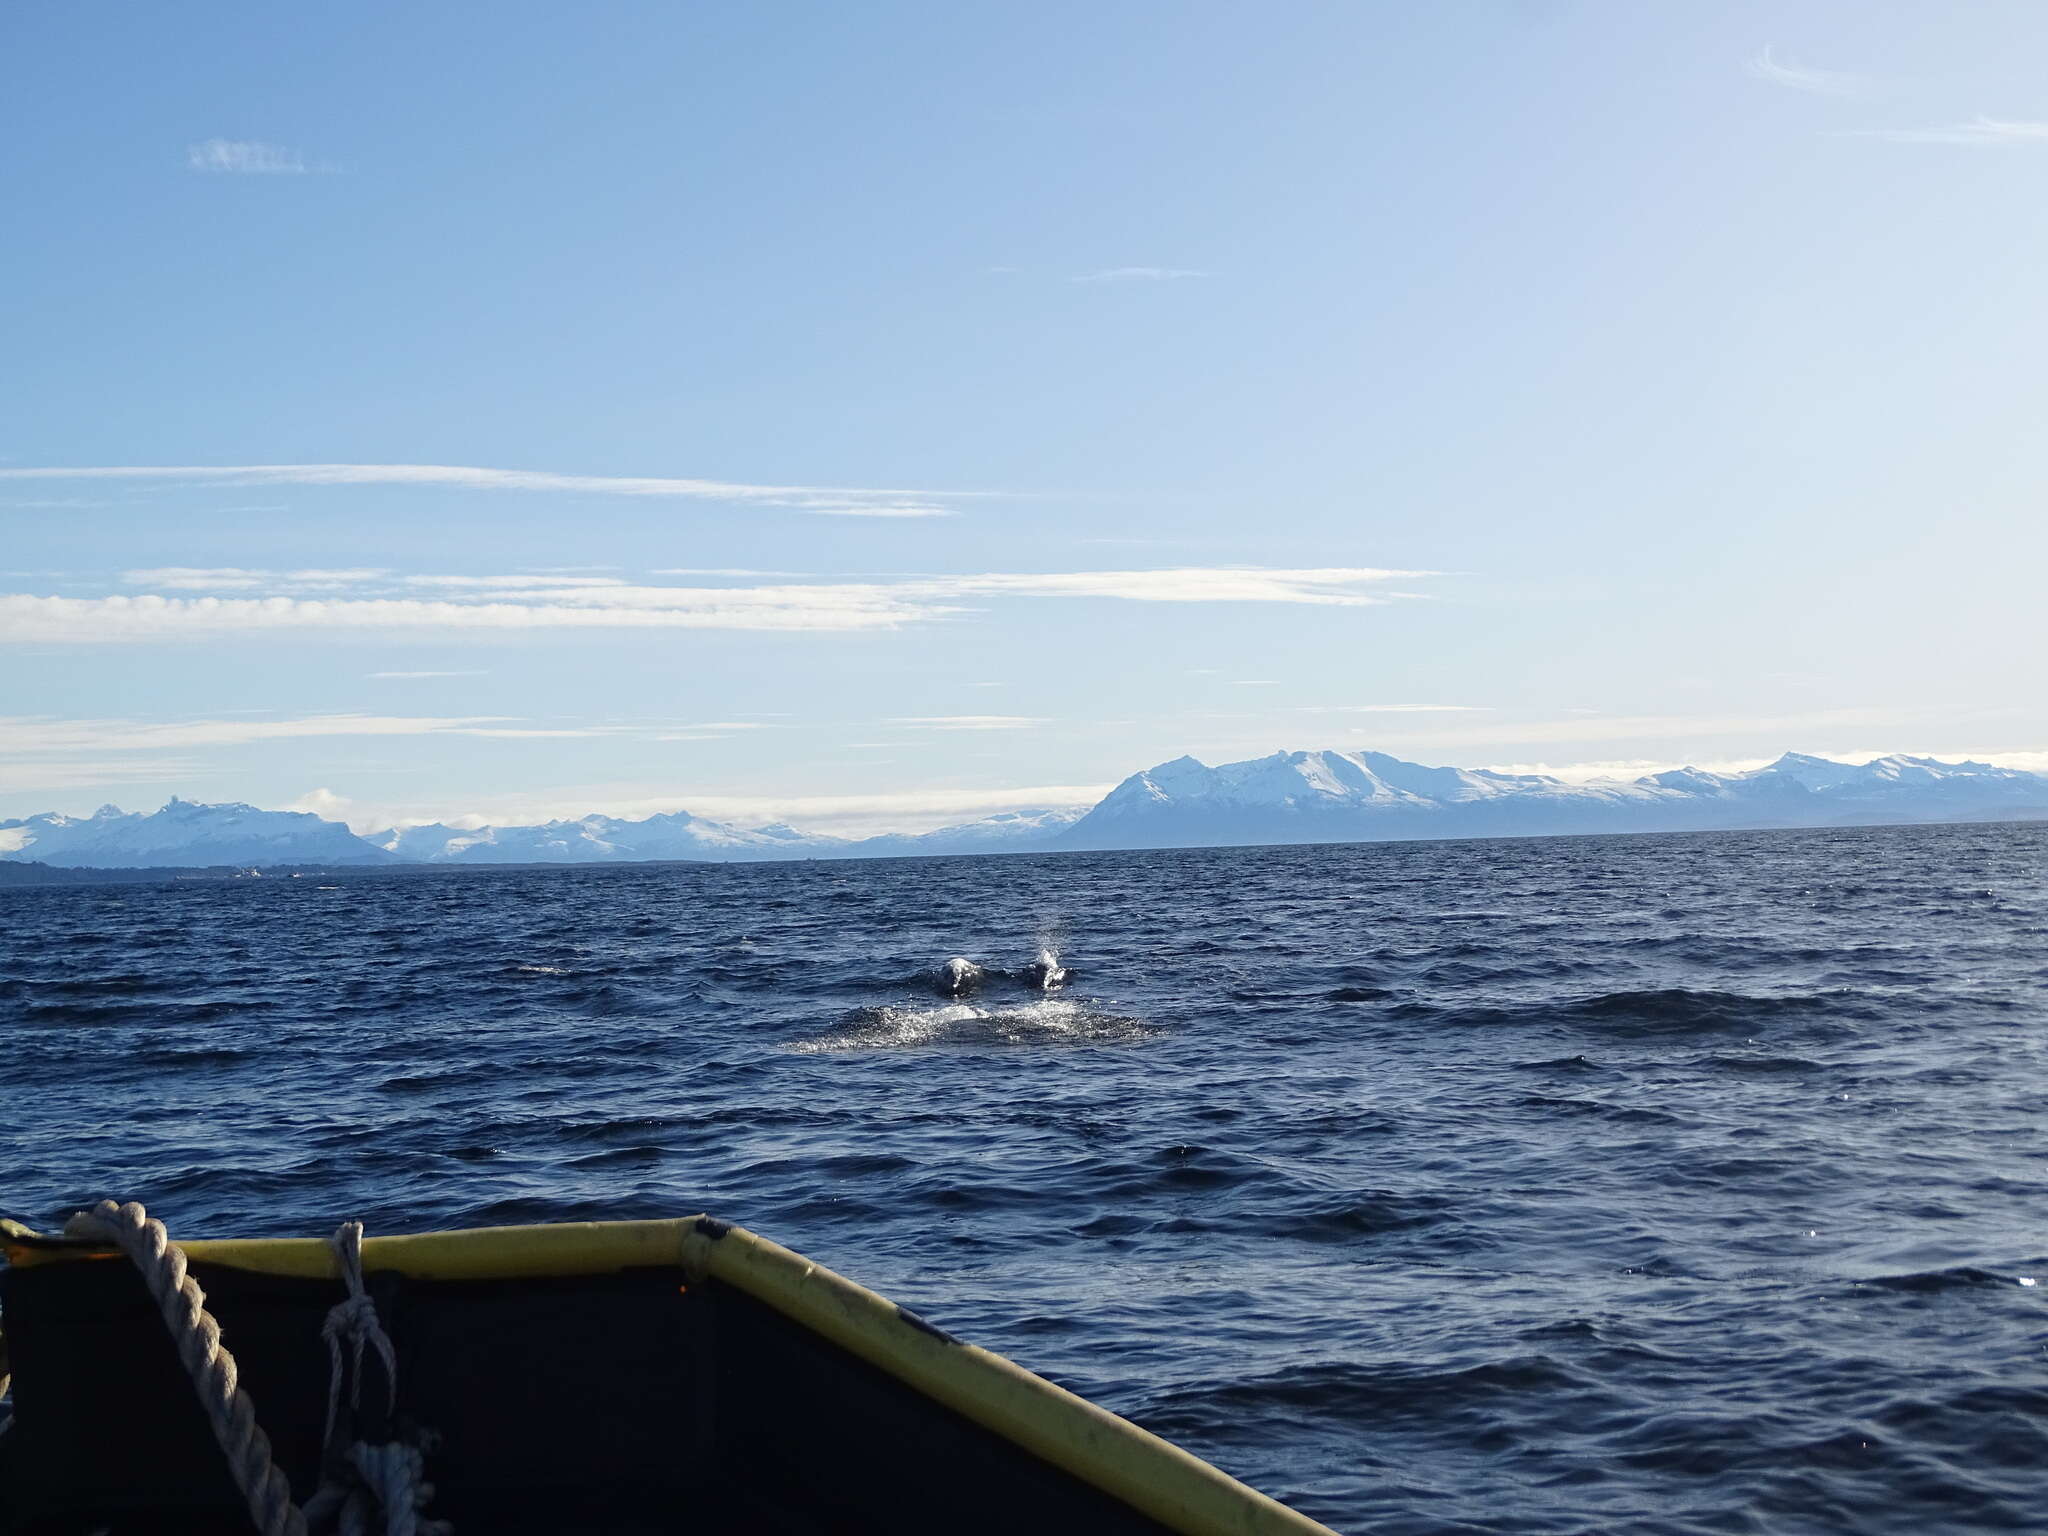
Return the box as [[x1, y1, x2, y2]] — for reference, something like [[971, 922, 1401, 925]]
[[3, 750, 2044, 869]]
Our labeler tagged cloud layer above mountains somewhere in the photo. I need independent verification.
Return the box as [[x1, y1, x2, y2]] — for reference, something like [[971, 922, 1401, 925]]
[[0, 566, 1431, 643]]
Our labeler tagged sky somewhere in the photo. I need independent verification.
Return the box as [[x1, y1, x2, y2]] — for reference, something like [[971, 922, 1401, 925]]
[[5, 2, 2046, 835]]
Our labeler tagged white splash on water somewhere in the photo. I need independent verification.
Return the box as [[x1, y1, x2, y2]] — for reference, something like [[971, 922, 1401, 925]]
[[789, 996, 1154, 1054], [1024, 946, 1070, 990]]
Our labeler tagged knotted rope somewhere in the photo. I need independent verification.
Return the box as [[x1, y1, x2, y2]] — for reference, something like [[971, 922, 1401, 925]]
[[318, 1221, 397, 1449], [63, 1200, 447, 1536], [301, 1220, 448, 1536], [306, 1442, 445, 1536]]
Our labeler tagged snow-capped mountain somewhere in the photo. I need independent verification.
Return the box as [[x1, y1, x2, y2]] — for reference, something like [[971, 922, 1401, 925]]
[[847, 806, 1087, 858], [375, 806, 1084, 863], [0, 798, 395, 868], [4, 752, 2041, 870], [370, 810, 845, 863], [1056, 749, 2048, 849]]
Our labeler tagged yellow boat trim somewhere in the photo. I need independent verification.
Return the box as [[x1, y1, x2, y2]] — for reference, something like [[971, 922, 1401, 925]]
[[1, 1215, 691, 1280], [0, 1214, 1338, 1536], [681, 1220, 1338, 1536]]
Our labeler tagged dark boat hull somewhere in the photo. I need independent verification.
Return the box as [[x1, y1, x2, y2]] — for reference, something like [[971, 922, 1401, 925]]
[[0, 1216, 1334, 1535]]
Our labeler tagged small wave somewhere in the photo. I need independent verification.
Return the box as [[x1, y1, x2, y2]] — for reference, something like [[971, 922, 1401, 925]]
[[548, 1113, 699, 1144], [136, 1047, 255, 1068], [1562, 988, 1867, 1032], [1288, 1189, 1460, 1242], [511, 963, 572, 976], [377, 1072, 470, 1094], [1516, 1093, 1681, 1125], [1133, 1354, 1591, 1435], [1393, 987, 1873, 1037], [23, 971, 160, 997], [1852, 1265, 2042, 1294], [788, 997, 1157, 1053], [18, 998, 273, 1027], [566, 1144, 667, 1168], [1697, 1052, 1825, 1074]]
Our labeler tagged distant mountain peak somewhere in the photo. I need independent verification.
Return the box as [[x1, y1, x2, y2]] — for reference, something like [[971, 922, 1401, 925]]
[[8, 747, 2044, 870], [1060, 746, 2048, 851]]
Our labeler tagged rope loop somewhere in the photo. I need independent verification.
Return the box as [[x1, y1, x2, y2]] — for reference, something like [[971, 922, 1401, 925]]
[[320, 1221, 399, 1447], [305, 1219, 447, 1536]]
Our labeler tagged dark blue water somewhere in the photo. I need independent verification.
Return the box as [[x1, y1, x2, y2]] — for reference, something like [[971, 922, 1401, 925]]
[[5, 822, 2047, 1533]]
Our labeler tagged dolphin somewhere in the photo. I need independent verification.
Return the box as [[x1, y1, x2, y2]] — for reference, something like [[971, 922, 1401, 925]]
[[1020, 949, 1069, 991], [936, 957, 986, 997]]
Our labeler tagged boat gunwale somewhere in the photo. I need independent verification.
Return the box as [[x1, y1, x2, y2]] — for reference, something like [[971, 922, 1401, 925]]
[[0, 1214, 1338, 1536]]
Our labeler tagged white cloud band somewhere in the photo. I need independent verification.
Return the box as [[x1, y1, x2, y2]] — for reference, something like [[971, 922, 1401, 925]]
[[1743, 45, 1869, 98], [1844, 116, 2048, 146], [188, 139, 306, 174], [0, 566, 1429, 643], [0, 462, 983, 512]]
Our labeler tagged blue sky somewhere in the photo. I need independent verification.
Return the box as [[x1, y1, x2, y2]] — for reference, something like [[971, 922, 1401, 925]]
[[5, 1, 2045, 834]]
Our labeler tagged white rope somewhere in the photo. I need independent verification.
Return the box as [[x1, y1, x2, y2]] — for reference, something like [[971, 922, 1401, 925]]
[[306, 1220, 449, 1536], [64, 1199, 307, 1536], [65, 1201, 448, 1536], [320, 1221, 398, 1448]]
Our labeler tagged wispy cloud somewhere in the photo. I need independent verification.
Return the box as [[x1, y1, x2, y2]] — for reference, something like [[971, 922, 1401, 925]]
[[1293, 704, 1491, 714], [1071, 267, 1210, 283], [285, 787, 352, 818], [652, 722, 778, 740], [801, 504, 957, 519], [649, 568, 807, 577], [0, 713, 627, 755], [187, 138, 307, 174], [122, 566, 387, 590], [0, 591, 940, 641], [122, 567, 267, 590], [0, 463, 985, 514], [1843, 116, 2048, 146], [3, 566, 1432, 644], [887, 716, 1045, 731], [399, 573, 624, 589], [0, 757, 211, 797], [933, 567, 1425, 606], [1743, 45, 1870, 98]]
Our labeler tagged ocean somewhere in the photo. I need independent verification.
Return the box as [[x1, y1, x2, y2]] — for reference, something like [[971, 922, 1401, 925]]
[[4, 820, 2045, 1533]]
